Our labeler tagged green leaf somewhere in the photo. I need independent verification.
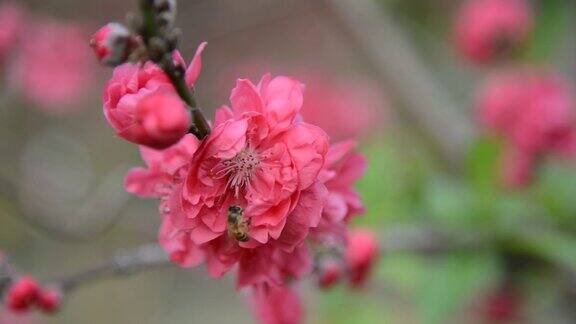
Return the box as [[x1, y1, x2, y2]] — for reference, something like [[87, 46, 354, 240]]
[[466, 137, 502, 194], [320, 287, 394, 324], [533, 163, 576, 223], [423, 178, 475, 228], [416, 253, 499, 324], [526, 0, 571, 61]]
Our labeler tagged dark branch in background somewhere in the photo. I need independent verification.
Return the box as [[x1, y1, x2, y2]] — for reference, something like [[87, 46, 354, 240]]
[[0, 226, 483, 301], [139, 0, 211, 139], [325, 0, 475, 170], [55, 244, 171, 293], [379, 225, 486, 255]]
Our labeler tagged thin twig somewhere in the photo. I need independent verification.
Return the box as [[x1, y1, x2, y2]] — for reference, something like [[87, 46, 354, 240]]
[[54, 244, 172, 293]]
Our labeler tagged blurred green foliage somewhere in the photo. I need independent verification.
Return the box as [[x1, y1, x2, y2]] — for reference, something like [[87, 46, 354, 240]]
[[319, 127, 576, 323]]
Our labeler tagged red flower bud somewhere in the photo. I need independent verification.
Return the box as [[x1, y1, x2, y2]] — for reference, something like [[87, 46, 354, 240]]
[[483, 287, 520, 322], [318, 259, 342, 289], [37, 288, 62, 314], [6, 276, 40, 313], [90, 22, 134, 67], [345, 229, 379, 288], [133, 92, 191, 149]]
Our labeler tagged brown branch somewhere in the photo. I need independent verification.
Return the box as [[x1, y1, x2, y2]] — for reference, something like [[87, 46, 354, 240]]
[[324, 0, 475, 169], [53, 244, 172, 293]]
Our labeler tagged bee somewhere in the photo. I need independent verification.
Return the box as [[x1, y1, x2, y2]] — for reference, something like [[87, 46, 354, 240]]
[[227, 205, 250, 242]]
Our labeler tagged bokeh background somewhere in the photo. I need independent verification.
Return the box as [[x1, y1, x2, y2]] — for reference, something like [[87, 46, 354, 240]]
[[1, 0, 575, 323]]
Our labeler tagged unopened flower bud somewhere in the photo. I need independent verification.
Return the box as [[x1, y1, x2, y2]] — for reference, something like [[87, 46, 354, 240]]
[[134, 92, 191, 149], [154, 0, 176, 27], [317, 259, 342, 289], [37, 288, 62, 314], [345, 229, 379, 288], [90, 22, 135, 67], [6, 276, 40, 313]]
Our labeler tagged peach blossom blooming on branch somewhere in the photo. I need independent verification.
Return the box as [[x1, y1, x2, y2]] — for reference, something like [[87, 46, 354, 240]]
[[154, 74, 330, 286], [125, 72, 372, 323], [99, 3, 372, 321], [454, 0, 533, 64], [477, 69, 576, 188]]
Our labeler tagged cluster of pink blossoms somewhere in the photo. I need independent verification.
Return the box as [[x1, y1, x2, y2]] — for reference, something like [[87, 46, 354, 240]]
[[97, 33, 378, 320], [454, 0, 532, 64], [0, 2, 95, 113], [455, 0, 576, 189], [477, 69, 576, 188]]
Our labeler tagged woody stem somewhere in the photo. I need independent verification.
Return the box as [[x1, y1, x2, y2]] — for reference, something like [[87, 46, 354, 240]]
[[139, 0, 211, 139]]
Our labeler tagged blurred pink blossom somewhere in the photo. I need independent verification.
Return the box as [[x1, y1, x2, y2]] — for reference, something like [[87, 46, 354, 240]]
[[477, 69, 576, 188], [249, 284, 303, 324], [0, 1, 24, 65], [455, 0, 533, 64], [9, 19, 95, 113], [300, 75, 386, 141]]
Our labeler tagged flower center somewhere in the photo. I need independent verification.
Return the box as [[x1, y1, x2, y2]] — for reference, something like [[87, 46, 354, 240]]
[[217, 147, 260, 197]]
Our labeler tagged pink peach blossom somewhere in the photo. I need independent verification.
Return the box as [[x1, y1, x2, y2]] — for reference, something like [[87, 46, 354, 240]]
[[125, 134, 200, 198], [129, 74, 329, 289], [455, 0, 532, 64], [181, 75, 328, 250], [103, 43, 206, 146], [10, 19, 95, 113], [477, 69, 576, 188], [321, 140, 367, 223], [249, 284, 304, 324], [311, 140, 367, 245]]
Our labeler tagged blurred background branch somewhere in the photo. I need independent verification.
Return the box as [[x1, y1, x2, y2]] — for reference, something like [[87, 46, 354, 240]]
[[325, 0, 474, 170]]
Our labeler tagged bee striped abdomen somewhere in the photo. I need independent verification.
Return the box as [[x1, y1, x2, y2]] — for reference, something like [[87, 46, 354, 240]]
[[227, 205, 250, 242]]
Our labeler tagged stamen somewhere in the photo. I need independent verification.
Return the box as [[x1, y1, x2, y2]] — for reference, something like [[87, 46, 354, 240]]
[[214, 147, 260, 197]]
